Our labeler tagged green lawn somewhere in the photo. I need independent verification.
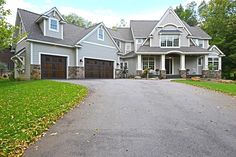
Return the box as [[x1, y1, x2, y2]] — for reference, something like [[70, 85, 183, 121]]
[[0, 80, 87, 156], [173, 80, 236, 96]]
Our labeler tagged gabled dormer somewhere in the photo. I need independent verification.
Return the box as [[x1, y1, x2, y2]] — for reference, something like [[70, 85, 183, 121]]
[[35, 7, 66, 39], [146, 7, 192, 48]]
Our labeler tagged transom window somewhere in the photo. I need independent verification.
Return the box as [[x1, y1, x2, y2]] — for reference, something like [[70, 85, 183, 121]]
[[160, 35, 179, 47], [143, 57, 154, 70], [208, 57, 219, 70], [98, 28, 104, 40], [49, 18, 59, 31]]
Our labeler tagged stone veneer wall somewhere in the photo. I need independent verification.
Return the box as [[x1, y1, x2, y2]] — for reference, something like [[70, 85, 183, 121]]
[[179, 70, 187, 78], [68, 66, 84, 79], [30, 64, 41, 80], [209, 70, 222, 79], [160, 70, 166, 79]]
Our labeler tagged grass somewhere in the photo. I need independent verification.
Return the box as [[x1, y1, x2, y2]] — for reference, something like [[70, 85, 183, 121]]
[[173, 79, 236, 96], [0, 80, 88, 157]]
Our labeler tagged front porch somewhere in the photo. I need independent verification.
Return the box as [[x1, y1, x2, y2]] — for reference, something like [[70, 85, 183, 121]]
[[136, 53, 222, 79]]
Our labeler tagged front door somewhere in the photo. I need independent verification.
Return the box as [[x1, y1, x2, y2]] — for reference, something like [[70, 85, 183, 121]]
[[165, 58, 172, 74]]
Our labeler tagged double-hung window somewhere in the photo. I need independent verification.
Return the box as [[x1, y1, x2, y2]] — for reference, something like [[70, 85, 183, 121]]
[[161, 35, 179, 47], [49, 18, 59, 31], [98, 28, 104, 40], [143, 57, 154, 70], [208, 57, 219, 70]]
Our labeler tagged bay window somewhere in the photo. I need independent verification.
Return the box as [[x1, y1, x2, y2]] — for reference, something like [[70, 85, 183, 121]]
[[143, 57, 154, 70], [161, 35, 179, 47], [208, 57, 219, 70]]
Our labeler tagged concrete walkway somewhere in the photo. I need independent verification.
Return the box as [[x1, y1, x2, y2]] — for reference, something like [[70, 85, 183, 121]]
[[24, 79, 236, 157]]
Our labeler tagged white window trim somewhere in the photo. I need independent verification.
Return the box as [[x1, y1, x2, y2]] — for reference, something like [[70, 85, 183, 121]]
[[208, 56, 219, 71], [49, 17, 59, 32], [159, 35, 180, 48], [125, 43, 132, 54], [197, 57, 203, 66], [97, 28, 104, 41], [142, 56, 155, 70], [120, 61, 128, 70]]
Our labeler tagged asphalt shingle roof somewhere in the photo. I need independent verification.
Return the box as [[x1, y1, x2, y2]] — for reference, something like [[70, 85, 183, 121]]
[[18, 8, 99, 46], [182, 21, 211, 39], [130, 20, 159, 38], [108, 27, 133, 42]]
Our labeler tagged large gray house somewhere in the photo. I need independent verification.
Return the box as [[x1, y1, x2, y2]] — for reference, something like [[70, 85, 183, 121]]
[[12, 7, 224, 79]]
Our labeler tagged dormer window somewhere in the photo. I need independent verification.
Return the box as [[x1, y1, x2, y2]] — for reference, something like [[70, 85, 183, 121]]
[[49, 18, 59, 32], [97, 28, 104, 40], [160, 35, 179, 48]]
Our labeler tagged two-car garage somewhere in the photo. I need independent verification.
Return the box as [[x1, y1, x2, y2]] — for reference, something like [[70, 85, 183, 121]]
[[41, 55, 114, 79]]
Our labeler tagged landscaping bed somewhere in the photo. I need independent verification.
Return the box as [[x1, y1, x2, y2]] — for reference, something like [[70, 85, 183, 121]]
[[0, 80, 88, 157], [173, 79, 236, 96]]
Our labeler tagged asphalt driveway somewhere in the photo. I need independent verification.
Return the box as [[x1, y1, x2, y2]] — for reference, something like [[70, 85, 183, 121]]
[[24, 79, 236, 157]]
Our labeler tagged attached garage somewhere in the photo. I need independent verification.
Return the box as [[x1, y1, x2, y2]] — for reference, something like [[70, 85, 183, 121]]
[[85, 58, 114, 79], [41, 54, 67, 79]]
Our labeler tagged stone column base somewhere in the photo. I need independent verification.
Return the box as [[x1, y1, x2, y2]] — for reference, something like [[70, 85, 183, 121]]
[[209, 70, 222, 79], [179, 70, 187, 78], [160, 70, 166, 79], [68, 66, 84, 79], [115, 69, 122, 79], [202, 70, 209, 78], [30, 64, 41, 80], [136, 70, 143, 76]]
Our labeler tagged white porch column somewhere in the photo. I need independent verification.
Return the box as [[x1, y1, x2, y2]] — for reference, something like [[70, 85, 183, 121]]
[[203, 55, 209, 70], [180, 54, 186, 70], [218, 57, 222, 70], [137, 54, 142, 70], [161, 54, 165, 70], [76, 48, 79, 66]]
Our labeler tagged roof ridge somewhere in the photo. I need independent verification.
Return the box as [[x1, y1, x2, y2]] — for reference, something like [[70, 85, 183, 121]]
[[17, 8, 40, 16]]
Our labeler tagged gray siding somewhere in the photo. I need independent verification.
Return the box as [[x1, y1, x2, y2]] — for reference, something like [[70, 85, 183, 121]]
[[85, 25, 116, 47], [32, 43, 76, 66], [123, 56, 137, 76], [78, 42, 119, 69], [186, 56, 198, 75]]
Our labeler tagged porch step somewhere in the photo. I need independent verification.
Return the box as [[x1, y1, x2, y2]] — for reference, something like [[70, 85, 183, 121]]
[[166, 75, 181, 79]]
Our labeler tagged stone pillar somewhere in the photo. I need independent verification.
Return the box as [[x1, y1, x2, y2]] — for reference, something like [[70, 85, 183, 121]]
[[179, 70, 187, 78], [202, 70, 209, 78], [216, 70, 222, 79], [68, 66, 84, 79], [160, 70, 166, 79], [30, 64, 41, 80]]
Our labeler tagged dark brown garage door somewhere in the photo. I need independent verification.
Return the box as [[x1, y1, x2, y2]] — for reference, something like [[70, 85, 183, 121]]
[[41, 55, 67, 79], [85, 58, 113, 79]]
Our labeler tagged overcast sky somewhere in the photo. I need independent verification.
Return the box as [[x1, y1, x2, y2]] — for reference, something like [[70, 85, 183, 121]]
[[5, 0, 206, 27]]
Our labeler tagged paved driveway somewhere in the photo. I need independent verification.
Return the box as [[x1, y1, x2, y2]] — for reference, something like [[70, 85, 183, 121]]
[[24, 79, 236, 157]]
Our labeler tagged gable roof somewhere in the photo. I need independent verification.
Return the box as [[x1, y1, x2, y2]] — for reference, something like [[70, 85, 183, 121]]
[[209, 45, 225, 56], [130, 20, 159, 38], [17, 8, 102, 47], [108, 27, 133, 42]]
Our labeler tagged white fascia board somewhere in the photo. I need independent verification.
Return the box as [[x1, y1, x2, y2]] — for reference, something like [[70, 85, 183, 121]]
[[26, 39, 74, 48]]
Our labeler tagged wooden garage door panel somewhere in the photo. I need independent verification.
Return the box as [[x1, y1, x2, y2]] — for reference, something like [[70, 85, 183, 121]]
[[85, 59, 113, 79], [41, 55, 66, 79]]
